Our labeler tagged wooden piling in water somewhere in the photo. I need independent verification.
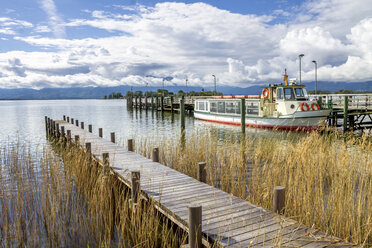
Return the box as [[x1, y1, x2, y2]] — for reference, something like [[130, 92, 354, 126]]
[[128, 139, 134, 152], [180, 97, 185, 130], [88, 124, 92, 133], [131, 171, 140, 206], [170, 96, 174, 112], [343, 96, 348, 133], [99, 128, 103, 138], [156, 95, 159, 110], [110, 132, 115, 143], [152, 147, 159, 162], [161, 95, 164, 112], [241, 98, 245, 134], [273, 186, 285, 214], [45, 116, 48, 132], [188, 205, 202, 248], [197, 162, 207, 183], [151, 96, 154, 110], [139, 96, 142, 109], [145, 95, 148, 110]]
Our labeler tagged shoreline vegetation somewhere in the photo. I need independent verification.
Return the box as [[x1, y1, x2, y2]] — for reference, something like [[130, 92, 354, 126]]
[[137, 130, 371, 246], [1, 129, 371, 247]]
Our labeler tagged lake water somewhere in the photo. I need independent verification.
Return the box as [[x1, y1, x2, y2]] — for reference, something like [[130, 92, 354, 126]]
[[0, 99, 279, 147]]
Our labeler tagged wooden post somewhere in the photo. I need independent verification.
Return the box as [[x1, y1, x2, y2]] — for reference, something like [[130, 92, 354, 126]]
[[71, 118, 74, 124], [241, 98, 246, 133], [135, 96, 138, 109], [99, 128, 103, 138], [128, 139, 134, 152], [152, 147, 159, 162], [343, 96, 348, 133], [273, 186, 285, 214], [131, 171, 140, 205], [197, 162, 207, 183], [103, 153, 109, 166], [110, 132, 115, 143], [81, 122, 84, 129], [170, 96, 174, 112], [67, 130, 71, 142], [63, 115, 66, 121], [88, 124, 92, 133], [56, 123, 60, 138], [61, 126, 65, 138], [45, 116, 48, 133], [75, 135, 79, 144], [67, 116, 70, 123], [156, 95, 159, 110], [76, 119, 79, 127], [85, 142, 91, 155], [151, 96, 154, 110], [145, 95, 148, 110], [139, 96, 142, 109], [161, 95, 164, 112], [180, 97, 185, 130], [188, 205, 202, 248]]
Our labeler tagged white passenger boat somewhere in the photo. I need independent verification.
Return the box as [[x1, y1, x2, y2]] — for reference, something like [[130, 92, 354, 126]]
[[194, 72, 331, 131]]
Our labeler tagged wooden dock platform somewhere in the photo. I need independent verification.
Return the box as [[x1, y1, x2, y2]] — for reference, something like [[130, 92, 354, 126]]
[[49, 117, 356, 247]]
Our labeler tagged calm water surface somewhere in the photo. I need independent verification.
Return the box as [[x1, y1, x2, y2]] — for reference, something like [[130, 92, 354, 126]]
[[0, 99, 283, 147]]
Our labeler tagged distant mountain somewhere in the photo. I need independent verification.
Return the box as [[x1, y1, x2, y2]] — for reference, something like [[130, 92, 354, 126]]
[[0, 81, 371, 100]]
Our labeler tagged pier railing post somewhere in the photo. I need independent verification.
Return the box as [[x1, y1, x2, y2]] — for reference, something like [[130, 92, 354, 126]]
[[152, 147, 159, 162], [56, 123, 60, 139], [67, 116, 70, 123], [128, 139, 134, 152], [241, 98, 246, 133], [63, 115, 66, 121], [81, 122, 84, 129], [71, 118, 74, 124], [273, 186, 285, 214], [67, 130, 71, 143], [76, 119, 79, 127], [131, 171, 140, 206], [188, 205, 202, 248], [197, 162, 207, 183], [88, 124, 92, 133], [110, 132, 115, 143], [99, 128, 103, 138], [61, 126, 65, 139]]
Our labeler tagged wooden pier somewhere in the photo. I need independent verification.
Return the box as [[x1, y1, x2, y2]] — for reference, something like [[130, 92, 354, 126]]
[[46, 116, 358, 247]]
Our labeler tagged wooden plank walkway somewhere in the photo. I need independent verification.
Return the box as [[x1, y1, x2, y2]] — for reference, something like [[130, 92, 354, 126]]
[[54, 120, 356, 248]]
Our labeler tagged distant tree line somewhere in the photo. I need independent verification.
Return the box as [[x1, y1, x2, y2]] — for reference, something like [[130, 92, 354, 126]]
[[125, 89, 222, 98], [103, 92, 123, 99]]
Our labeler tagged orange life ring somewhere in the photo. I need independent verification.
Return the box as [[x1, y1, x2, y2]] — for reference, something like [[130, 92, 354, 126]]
[[300, 102, 310, 111], [262, 88, 269, 98], [311, 103, 320, 111]]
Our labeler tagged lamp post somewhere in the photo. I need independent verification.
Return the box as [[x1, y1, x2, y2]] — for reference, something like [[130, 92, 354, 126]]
[[312, 60, 317, 94], [212, 75, 216, 95], [162, 78, 165, 90], [299, 54, 304, 85]]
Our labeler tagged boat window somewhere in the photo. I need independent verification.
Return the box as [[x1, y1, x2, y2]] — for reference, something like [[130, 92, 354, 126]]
[[235, 102, 241, 114], [210, 102, 217, 112], [246, 102, 259, 115], [277, 88, 283, 100], [218, 102, 225, 113], [198, 102, 205, 111], [206, 102, 209, 111], [226, 102, 235, 114], [284, 88, 295, 100]]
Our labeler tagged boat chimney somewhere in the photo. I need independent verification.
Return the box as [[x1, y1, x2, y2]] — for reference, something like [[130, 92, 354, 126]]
[[283, 69, 288, 86]]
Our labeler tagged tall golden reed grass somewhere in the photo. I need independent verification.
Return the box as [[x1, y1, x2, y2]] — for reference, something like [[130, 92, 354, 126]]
[[136, 130, 372, 246], [0, 141, 187, 247]]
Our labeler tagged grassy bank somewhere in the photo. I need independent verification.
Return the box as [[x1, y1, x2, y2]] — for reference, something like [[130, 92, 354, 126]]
[[0, 142, 187, 247], [136, 131, 372, 246]]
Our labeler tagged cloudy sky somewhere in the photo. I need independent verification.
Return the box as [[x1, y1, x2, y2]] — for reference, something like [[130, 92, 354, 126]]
[[0, 0, 371, 89]]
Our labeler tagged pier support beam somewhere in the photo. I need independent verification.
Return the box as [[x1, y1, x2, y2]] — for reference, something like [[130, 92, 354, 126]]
[[188, 205, 202, 248], [273, 186, 285, 214], [128, 139, 134, 152], [152, 147, 159, 162], [241, 98, 245, 134], [197, 162, 207, 183]]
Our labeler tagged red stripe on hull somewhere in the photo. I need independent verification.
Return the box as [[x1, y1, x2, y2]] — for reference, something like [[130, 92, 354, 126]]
[[195, 117, 317, 131]]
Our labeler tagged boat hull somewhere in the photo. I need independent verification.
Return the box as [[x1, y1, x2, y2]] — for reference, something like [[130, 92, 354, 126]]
[[194, 110, 330, 131]]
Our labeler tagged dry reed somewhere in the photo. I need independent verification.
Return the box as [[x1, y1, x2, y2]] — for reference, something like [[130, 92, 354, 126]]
[[136, 130, 372, 246]]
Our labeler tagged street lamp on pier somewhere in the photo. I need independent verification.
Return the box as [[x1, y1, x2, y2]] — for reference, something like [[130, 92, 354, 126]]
[[312, 60, 317, 94], [299, 54, 304, 85], [212, 75, 216, 95]]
